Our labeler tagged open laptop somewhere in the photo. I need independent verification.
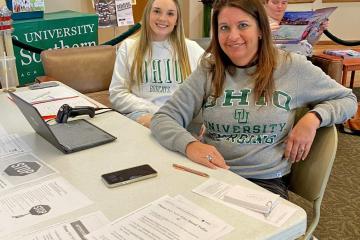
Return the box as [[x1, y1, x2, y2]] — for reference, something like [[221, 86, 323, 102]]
[[10, 92, 116, 154]]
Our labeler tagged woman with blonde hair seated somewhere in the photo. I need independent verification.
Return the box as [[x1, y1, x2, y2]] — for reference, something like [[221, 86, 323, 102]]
[[110, 0, 204, 128]]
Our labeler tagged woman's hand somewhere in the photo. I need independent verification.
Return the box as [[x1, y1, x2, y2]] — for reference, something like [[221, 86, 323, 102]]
[[284, 112, 321, 163], [319, 20, 329, 33], [185, 141, 229, 169], [136, 114, 153, 128], [270, 21, 280, 32]]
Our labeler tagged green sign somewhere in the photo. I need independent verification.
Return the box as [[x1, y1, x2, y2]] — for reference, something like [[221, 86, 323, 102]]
[[13, 10, 98, 86]]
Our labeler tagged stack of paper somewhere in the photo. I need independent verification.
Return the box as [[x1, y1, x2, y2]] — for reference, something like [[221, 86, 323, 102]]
[[87, 195, 234, 240], [323, 49, 360, 59], [192, 179, 298, 227], [13, 86, 79, 104], [223, 185, 280, 214], [12, 86, 98, 118]]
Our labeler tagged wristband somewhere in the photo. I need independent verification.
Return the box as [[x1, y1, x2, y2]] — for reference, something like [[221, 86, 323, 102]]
[[310, 111, 322, 124]]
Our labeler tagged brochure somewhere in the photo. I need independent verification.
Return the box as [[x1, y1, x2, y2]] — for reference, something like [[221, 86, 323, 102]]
[[11, 0, 45, 13], [323, 49, 360, 59], [273, 7, 337, 45]]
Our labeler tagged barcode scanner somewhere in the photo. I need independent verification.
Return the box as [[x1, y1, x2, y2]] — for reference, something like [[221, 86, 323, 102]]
[[56, 104, 96, 123]]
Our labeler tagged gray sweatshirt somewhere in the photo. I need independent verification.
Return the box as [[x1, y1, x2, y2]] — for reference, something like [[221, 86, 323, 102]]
[[151, 52, 357, 179]]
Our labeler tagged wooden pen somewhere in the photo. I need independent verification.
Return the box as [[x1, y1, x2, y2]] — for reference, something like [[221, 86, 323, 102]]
[[172, 164, 209, 178]]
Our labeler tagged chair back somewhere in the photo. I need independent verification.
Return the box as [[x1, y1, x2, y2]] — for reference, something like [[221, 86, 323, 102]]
[[40, 45, 116, 94], [289, 125, 337, 200], [289, 111, 338, 239], [309, 54, 343, 84]]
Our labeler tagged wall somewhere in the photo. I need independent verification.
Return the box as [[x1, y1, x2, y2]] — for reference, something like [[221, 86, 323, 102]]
[[183, 0, 360, 41], [44, 0, 129, 44], [44, 0, 92, 13], [42, 0, 360, 41]]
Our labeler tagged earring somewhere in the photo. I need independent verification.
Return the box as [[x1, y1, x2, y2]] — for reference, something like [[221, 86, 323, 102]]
[[259, 35, 262, 39]]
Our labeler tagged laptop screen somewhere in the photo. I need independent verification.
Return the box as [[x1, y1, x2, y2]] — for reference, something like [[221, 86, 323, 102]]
[[9, 91, 116, 153]]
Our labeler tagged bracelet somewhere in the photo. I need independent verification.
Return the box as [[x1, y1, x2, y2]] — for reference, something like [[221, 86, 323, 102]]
[[310, 111, 322, 124]]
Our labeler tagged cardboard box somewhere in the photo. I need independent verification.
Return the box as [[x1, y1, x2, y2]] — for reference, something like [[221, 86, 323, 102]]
[[13, 10, 98, 86]]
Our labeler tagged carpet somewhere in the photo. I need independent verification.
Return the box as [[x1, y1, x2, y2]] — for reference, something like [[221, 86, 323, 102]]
[[353, 87, 360, 100]]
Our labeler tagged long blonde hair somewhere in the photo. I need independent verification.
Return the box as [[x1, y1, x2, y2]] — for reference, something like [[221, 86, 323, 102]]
[[129, 0, 191, 88], [202, 0, 278, 101]]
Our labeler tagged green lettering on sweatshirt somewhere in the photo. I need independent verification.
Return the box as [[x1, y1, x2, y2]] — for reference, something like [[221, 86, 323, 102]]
[[273, 91, 291, 111], [223, 89, 251, 106]]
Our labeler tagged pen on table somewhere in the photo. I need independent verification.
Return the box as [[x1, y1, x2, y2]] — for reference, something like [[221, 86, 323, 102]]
[[172, 164, 209, 178]]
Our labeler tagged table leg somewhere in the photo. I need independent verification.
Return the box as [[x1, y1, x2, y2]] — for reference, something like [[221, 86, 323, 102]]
[[342, 67, 348, 87], [350, 71, 355, 89]]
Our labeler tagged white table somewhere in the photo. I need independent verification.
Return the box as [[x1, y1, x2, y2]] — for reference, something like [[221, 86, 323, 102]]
[[0, 87, 306, 240]]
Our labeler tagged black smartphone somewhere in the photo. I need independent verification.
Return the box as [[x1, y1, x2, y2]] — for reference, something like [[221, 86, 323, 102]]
[[101, 164, 157, 188]]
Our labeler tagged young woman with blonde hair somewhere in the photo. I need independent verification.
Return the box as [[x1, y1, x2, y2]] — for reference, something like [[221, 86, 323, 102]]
[[110, 0, 204, 128]]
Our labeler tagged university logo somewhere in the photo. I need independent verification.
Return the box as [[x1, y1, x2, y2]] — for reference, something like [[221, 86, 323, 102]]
[[234, 109, 249, 124]]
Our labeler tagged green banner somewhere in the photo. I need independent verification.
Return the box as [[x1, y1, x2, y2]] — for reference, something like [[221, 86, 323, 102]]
[[13, 10, 98, 86]]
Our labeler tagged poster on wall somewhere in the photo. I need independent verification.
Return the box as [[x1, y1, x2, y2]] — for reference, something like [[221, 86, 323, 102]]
[[115, 0, 134, 26], [11, 0, 45, 13], [93, 0, 118, 27], [93, 0, 134, 27]]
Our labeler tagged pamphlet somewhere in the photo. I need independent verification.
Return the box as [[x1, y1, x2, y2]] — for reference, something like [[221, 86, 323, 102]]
[[0, 134, 31, 159], [15, 211, 109, 240], [273, 7, 337, 45], [0, 152, 56, 193], [223, 185, 280, 214], [0, 177, 93, 238], [115, 0, 134, 27], [87, 195, 234, 240], [323, 49, 360, 59], [193, 179, 298, 227]]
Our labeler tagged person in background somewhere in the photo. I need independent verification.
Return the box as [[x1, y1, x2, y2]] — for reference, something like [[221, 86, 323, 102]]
[[151, 0, 357, 199], [263, 0, 329, 56], [109, 0, 204, 128], [262, 0, 287, 31]]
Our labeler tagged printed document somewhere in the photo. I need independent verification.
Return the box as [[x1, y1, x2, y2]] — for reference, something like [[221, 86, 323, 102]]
[[13, 86, 78, 104], [115, 0, 134, 26], [0, 153, 56, 192], [0, 177, 93, 238], [87, 195, 233, 240], [15, 211, 109, 240], [0, 134, 31, 159], [34, 97, 98, 118], [192, 179, 297, 227]]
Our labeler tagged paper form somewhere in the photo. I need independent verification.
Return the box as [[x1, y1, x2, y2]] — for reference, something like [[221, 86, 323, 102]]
[[34, 97, 98, 118], [87, 195, 233, 240], [0, 134, 31, 159], [15, 211, 109, 240], [0, 177, 93, 238], [0, 153, 57, 192], [13, 86, 78, 104], [192, 179, 298, 227]]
